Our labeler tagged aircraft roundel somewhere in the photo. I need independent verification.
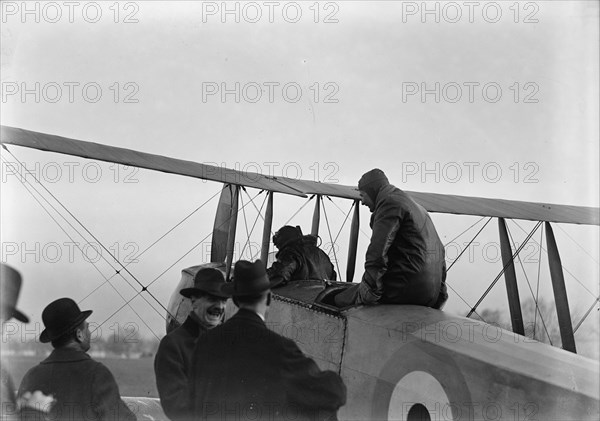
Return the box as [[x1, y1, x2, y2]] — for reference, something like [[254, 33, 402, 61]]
[[371, 340, 472, 421], [388, 371, 452, 421]]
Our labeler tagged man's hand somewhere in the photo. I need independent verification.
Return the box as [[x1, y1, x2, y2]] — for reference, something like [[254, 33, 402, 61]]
[[18, 391, 55, 413], [357, 282, 381, 305]]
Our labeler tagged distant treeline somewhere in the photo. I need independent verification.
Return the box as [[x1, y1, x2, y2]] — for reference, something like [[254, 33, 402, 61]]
[[2, 324, 161, 358]]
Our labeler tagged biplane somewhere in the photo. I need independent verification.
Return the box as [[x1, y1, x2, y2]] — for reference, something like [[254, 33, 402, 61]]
[[1, 125, 599, 420]]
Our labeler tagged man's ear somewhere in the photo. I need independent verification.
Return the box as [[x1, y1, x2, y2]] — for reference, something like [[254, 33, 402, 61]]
[[75, 326, 84, 343]]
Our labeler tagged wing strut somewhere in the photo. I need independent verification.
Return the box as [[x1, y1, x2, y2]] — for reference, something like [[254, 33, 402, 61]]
[[260, 191, 274, 266], [346, 200, 360, 283], [311, 195, 321, 236], [545, 222, 577, 353], [212, 185, 234, 263], [499, 218, 525, 335], [225, 185, 240, 281]]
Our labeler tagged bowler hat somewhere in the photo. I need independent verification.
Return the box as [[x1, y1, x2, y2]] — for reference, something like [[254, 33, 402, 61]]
[[222, 260, 281, 297], [180, 268, 230, 299], [39, 298, 92, 343], [0, 264, 29, 323]]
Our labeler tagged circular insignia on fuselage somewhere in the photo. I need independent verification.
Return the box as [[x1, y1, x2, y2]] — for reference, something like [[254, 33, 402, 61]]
[[388, 371, 452, 420], [371, 340, 472, 420]]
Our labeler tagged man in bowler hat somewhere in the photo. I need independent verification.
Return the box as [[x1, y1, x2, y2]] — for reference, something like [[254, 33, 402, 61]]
[[17, 298, 136, 421], [191, 260, 346, 421], [154, 268, 230, 421], [1, 264, 54, 420], [334, 168, 448, 308]]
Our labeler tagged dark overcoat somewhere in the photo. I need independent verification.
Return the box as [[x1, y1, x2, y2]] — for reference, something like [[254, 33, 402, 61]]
[[363, 183, 447, 306], [154, 315, 207, 420], [17, 349, 136, 421], [191, 309, 346, 421], [1, 363, 18, 420]]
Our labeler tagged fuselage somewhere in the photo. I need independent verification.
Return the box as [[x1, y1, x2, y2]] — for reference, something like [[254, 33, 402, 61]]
[[156, 273, 599, 420]]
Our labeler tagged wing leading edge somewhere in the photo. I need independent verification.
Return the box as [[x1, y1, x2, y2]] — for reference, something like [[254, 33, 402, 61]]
[[2, 125, 598, 226]]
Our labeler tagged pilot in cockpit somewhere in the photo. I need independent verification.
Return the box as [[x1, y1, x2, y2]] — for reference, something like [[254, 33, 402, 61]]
[[267, 225, 337, 287]]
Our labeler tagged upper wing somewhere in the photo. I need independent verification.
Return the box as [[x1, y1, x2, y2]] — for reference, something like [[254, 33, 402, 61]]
[[2, 125, 598, 226]]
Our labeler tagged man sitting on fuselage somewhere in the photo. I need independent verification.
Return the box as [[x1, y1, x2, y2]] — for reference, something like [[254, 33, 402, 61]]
[[334, 168, 448, 309]]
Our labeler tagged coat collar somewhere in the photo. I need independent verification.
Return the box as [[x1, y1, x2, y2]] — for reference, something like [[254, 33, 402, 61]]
[[182, 314, 208, 336], [373, 183, 396, 208], [231, 308, 266, 326], [41, 348, 91, 364]]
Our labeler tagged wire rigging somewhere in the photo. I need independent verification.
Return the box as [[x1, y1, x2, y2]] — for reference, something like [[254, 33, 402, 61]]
[[327, 197, 371, 241], [95, 190, 269, 330], [0, 153, 164, 339], [506, 221, 552, 345], [238, 190, 268, 261], [2, 149, 172, 317], [467, 221, 542, 318], [78, 188, 223, 303], [447, 217, 493, 272], [443, 216, 487, 247], [511, 220, 596, 298], [556, 224, 599, 265], [283, 195, 314, 226], [321, 196, 342, 281], [573, 297, 600, 334], [328, 200, 354, 256]]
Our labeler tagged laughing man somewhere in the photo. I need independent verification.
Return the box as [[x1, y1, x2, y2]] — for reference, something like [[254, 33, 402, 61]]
[[154, 268, 230, 421]]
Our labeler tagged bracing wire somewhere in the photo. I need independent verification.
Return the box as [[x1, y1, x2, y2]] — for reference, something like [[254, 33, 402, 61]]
[[556, 224, 599, 265], [506, 221, 553, 345], [321, 196, 342, 281], [238, 191, 268, 260], [0, 153, 164, 339], [447, 217, 493, 272], [467, 221, 542, 318], [79, 188, 222, 303], [328, 199, 354, 255], [2, 148, 172, 316], [443, 216, 487, 247], [283, 195, 314, 226], [511, 220, 597, 298], [573, 297, 600, 334], [327, 197, 371, 241], [95, 189, 267, 330]]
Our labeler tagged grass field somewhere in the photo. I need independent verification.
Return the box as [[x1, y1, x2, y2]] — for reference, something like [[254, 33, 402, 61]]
[[6, 355, 159, 398]]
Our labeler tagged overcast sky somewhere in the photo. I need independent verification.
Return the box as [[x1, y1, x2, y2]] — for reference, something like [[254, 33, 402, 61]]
[[1, 1, 598, 355]]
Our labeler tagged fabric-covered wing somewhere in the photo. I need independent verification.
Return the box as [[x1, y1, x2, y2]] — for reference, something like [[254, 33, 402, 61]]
[[2, 125, 598, 225], [0, 125, 306, 197]]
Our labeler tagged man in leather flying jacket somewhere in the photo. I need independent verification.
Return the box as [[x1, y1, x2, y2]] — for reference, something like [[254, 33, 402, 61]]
[[267, 225, 337, 286], [334, 169, 448, 309]]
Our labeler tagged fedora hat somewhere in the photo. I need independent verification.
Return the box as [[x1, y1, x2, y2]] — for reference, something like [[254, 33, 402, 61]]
[[180, 268, 230, 299], [39, 298, 92, 343], [222, 260, 281, 297], [0, 264, 29, 323]]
